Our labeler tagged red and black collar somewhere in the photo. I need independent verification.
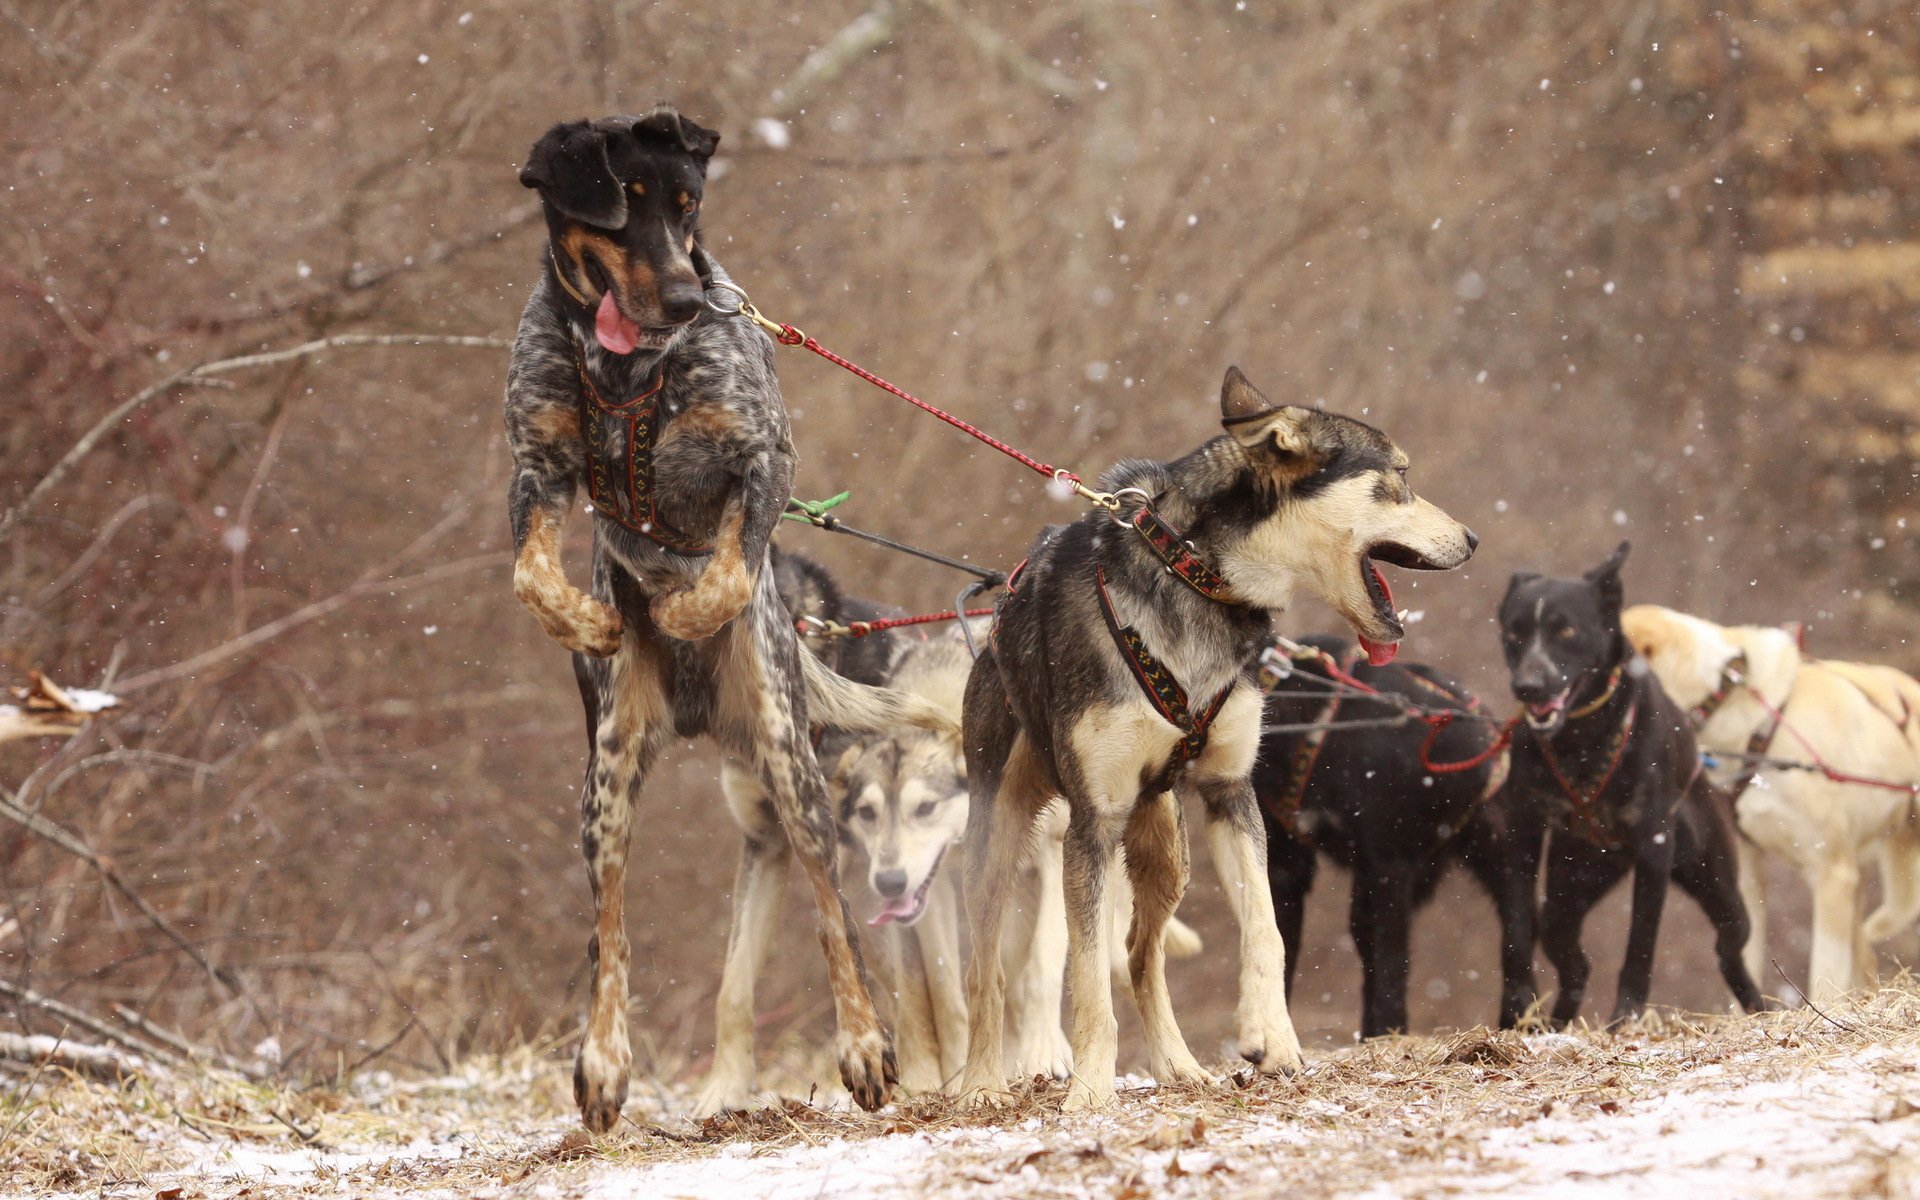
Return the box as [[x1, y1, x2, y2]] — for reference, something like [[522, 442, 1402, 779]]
[[1127, 506, 1236, 602], [1687, 651, 1748, 728]]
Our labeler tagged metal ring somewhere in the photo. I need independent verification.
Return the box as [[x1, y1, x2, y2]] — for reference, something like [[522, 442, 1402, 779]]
[[1106, 486, 1151, 526], [704, 280, 749, 315]]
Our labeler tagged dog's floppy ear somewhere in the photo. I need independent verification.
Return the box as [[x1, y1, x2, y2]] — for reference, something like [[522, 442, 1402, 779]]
[[520, 120, 628, 229], [633, 107, 721, 165], [1584, 540, 1631, 612], [1219, 366, 1322, 480]]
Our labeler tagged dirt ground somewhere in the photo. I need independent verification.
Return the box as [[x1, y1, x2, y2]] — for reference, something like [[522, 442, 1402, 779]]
[[9, 986, 1920, 1199]]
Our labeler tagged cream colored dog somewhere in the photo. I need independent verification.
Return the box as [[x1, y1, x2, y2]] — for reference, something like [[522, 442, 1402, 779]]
[[1623, 605, 1920, 1001]]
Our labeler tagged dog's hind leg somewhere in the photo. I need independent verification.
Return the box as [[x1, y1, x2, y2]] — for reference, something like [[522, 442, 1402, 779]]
[[955, 732, 1050, 1101], [1265, 831, 1316, 998], [690, 760, 790, 1117], [1672, 828, 1765, 1014], [571, 634, 673, 1134], [1864, 831, 1920, 947], [717, 608, 896, 1112], [1124, 789, 1209, 1086], [1003, 803, 1072, 1081]]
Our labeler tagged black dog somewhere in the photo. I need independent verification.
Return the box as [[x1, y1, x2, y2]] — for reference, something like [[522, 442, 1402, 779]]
[[1256, 636, 1516, 1038], [1497, 542, 1764, 1026]]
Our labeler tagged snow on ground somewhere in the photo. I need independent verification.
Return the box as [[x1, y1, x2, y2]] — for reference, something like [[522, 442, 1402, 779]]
[[18, 991, 1920, 1199]]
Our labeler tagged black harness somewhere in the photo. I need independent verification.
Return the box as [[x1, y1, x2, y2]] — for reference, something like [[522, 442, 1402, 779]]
[[1093, 562, 1234, 775]]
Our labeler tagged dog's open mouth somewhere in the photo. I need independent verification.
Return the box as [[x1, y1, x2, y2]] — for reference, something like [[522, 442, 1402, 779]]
[[1357, 554, 1404, 667], [1523, 686, 1574, 733], [594, 292, 682, 356], [867, 847, 945, 929]]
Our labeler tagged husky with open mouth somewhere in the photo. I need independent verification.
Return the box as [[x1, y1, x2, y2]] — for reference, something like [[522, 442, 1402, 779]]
[[954, 366, 1476, 1110]]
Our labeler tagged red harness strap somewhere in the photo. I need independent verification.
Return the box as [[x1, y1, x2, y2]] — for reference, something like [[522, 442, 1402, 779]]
[[1093, 563, 1233, 772], [575, 355, 711, 555], [1128, 507, 1235, 601]]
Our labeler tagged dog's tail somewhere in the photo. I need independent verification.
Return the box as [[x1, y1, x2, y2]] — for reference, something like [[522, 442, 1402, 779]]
[[799, 650, 959, 736], [1164, 915, 1204, 960]]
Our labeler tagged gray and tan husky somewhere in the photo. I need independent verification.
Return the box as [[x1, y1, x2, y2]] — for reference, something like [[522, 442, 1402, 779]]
[[956, 367, 1476, 1110]]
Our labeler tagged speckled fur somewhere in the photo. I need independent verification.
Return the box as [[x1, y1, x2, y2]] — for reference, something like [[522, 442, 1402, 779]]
[[506, 112, 900, 1131]]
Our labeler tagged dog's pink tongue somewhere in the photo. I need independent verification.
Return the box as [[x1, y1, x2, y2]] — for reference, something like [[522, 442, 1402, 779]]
[[867, 897, 916, 929], [594, 291, 640, 355], [1361, 561, 1399, 665], [1360, 636, 1399, 667]]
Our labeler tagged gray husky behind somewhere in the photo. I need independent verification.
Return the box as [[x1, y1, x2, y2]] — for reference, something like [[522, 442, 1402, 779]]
[[956, 367, 1477, 1110]]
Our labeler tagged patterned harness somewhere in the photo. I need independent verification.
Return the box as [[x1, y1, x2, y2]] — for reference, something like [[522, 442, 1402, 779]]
[[573, 349, 712, 555], [1685, 650, 1782, 803]]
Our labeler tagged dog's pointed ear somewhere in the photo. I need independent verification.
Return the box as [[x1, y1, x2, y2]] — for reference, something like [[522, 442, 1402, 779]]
[[1584, 540, 1631, 610], [520, 121, 628, 229], [1220, 367, 1322, 482], [633, 108, 721, 167]]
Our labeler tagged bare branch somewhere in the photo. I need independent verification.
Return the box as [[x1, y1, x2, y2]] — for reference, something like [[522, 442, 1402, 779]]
[[109, 553, 505, 696], [0, 333, 511, 547], [0, 781, 242, 1002], [0, 978, 178, 1065], [0, 1032, 157, 1081]]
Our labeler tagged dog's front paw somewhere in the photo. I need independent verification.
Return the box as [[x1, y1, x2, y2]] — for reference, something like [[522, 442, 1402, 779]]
[[837, 1026, 898, 1113], [517, 576, 624, 657], [650, 574, 751, 642], [687, 1074, 756, 1119], [1237, 1004, 1304, 1077], [1062, 1073, 1118, 1112], [572, 1038, 633, 1134], [1005, 1027, 1074, 1083]]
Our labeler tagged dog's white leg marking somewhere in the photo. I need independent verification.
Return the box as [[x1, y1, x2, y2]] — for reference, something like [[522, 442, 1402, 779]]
[[574, 631, 671, 1133], [1734, 831, 1771, 994], [1124, 790, 1209, 1086], [919, 872, 971, 1086], [956, 736, 1048, 1103], [1196, 691, 1303, 1077], [1060, 802, 1121, 1113], [692, 761, 790, 1117], [717, 609, 896, 1112], [1003, 804, 1072, 1081]]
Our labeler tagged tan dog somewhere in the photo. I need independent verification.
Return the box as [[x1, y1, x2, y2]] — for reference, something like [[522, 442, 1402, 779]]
[[1623, 604, 1920, 1002]]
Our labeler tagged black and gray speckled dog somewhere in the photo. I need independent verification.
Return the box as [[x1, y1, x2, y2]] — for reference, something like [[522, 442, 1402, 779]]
[[504, 109, 947, 1131], [955, 368, 1478, 1110]]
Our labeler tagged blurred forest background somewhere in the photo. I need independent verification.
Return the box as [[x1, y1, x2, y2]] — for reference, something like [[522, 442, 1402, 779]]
[[5, 0, 1920, 1089]]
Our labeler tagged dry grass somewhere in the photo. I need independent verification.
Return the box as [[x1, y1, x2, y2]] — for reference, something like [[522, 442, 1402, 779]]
[[8, 985, 1920, 1198]]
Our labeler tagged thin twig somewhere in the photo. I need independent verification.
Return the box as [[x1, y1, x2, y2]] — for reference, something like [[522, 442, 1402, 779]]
[[0, 978, 178, 1065], [0, 782, 245, 1004], [0, 333, 510, 546], [110, 553, 506, 695], [1773, 959, 1855, 1033]]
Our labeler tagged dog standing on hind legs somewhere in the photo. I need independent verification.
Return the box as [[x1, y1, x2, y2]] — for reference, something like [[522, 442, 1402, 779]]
[[506, 110, 944, 1130], [956, 367, 1477, 1110]]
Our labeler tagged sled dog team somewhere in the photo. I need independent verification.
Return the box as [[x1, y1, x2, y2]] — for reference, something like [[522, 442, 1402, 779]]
[[504, 110, 1920, 1131]]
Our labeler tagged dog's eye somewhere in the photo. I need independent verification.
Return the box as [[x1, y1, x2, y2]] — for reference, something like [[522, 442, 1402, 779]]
[[914, 800, 939, 820], [679, 191, 698, 217], [856, 804, 878, 823], [1556, 625, 1578, 640]]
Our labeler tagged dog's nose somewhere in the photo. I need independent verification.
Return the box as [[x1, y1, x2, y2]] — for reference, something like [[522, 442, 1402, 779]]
[[1464, 527, 1480, 553], [1510, 678, 1551, 703], [873, 869, 910, 899], [659, 277, 704, 324]]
